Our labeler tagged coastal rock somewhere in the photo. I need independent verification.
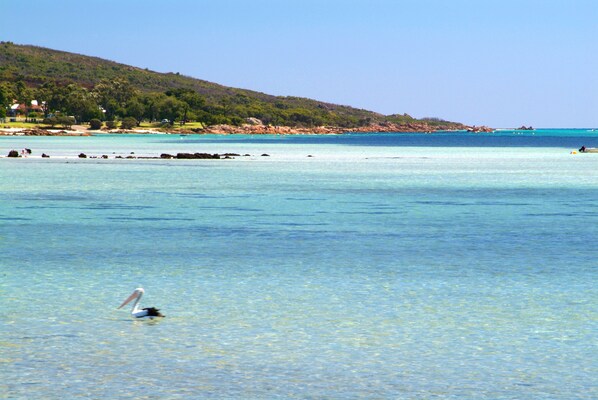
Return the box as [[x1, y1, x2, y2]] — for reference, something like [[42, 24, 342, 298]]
[[7, 150, 20, 157], [42, 153, 50, 158], [467, 125, 494, 133], [176, 152, 220, 159], [196, 121, 491, 135], [21, 128, 53, 136], [6, 128, 91, 137], [245, 117, 263, 125], [78, 153, 87, 158]]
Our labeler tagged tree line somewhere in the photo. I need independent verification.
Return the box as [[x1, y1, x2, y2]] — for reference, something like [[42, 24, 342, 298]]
[[0, 77, 376, 128]]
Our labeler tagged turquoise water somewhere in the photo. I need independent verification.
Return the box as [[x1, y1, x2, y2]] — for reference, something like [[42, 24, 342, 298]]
[[1, 132, 597, 398]]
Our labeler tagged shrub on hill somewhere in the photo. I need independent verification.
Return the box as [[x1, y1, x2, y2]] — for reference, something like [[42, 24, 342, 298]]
[[120, 117, 137, 129], [89, 118, 102, 130]]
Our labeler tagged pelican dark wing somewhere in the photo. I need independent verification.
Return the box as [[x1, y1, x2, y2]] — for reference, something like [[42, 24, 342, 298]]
[[143, 307, 165, 317]]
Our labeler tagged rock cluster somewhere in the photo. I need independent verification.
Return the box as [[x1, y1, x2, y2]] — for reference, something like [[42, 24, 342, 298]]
[[160, 153, 222, 159], [197, 121, 492, 135], [466, 126, 494, 133], [0, 128, 92, 136]]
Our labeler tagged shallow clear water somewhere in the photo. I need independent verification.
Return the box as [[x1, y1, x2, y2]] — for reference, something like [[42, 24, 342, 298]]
[[1, 132, 597, 398]]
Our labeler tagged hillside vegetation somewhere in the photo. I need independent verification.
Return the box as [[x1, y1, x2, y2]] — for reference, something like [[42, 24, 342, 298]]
[[0, 42, 467, 130]]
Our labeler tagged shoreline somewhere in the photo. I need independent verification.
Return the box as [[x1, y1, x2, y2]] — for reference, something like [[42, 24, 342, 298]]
[[0, 122, 493, 137]]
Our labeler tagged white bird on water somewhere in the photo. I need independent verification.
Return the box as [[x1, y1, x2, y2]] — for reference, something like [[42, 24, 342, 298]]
[[118, 287, 164, 319]]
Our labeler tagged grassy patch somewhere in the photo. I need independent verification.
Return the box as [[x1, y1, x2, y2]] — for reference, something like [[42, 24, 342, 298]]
[[0, 120, 41, 128]]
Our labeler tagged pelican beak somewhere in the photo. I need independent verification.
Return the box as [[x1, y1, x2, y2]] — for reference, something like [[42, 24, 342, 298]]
[[118, 291, 138, 309]]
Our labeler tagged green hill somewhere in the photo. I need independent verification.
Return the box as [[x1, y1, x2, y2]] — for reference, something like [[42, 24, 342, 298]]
[[0, 42, 466, 129]]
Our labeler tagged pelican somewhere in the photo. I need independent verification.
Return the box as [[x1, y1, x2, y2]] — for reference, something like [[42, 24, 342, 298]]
[[118, 287, 164, 319]]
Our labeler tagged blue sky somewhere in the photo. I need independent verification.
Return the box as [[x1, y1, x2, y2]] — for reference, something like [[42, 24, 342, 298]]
[[2, 0, 596, 127]]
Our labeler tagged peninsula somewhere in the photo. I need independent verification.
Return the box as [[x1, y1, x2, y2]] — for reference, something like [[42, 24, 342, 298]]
[[0, 42, 491, 134]]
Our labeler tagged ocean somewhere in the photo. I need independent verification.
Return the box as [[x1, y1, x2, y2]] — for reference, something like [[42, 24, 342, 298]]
[[1, 130, 597, 398]]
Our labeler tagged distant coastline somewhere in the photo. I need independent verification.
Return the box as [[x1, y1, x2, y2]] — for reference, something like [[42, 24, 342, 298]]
[[1, 43, 485, 134], [0, 121, 493, 136]]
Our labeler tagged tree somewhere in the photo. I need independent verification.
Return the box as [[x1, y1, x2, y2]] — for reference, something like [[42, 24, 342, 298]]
[[35, 82, 64, 117], [14, 80, 32, 104], [157, 96, 186, 124], [120, 117, 137, 130], [93, 77, 138, 120], [63, 84, 102, 123], [140, 92, 166, 122], [164, 88, 205, 125], [57, 116, 75, 129], [89, 118, 102, 130], [124, 97, 145, 125], [0, 82, 13, 108]]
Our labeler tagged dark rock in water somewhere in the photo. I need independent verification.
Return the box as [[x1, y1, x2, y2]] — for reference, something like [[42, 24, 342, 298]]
[[78, 153, 87, 158], [25, 148, 32, 154], [261, 153, 270, 157], [101, 155, 108, 159], [160, 153, 174, 159], [176, 152, 194, 159], [116, 156, 123, 159], [42, 153, 50, 158], [244, 154, 251, 157], [7, 150, 20, 157], [176, 152, 220, 159], [223, 153, 240, 157]]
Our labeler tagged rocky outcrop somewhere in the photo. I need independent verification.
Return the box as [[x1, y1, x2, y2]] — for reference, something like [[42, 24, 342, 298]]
[[2, 122, 494, 137], [161, 153, 221, 159], [20, 128, 53, 136], [517, 125, 534, 130], [0, 128, 92, 136], [245, 117, 263, 125], [466, 125, 494, 133], [7, 150, 20, 157], [197, 122, 493, 135]]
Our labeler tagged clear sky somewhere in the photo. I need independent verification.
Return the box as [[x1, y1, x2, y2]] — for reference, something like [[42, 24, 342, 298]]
[[2, 0, 596, 128]]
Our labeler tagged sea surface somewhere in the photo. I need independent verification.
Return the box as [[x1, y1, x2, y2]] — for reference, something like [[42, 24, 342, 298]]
[[1, 130, 597, 399]]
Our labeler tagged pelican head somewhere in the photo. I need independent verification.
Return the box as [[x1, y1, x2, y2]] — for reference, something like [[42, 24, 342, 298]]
[[118, 287, 145, 309]]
